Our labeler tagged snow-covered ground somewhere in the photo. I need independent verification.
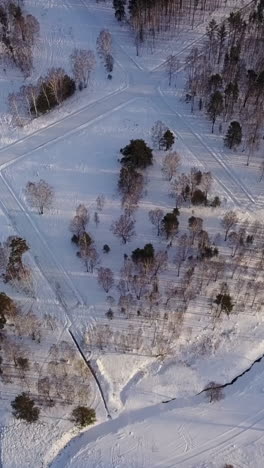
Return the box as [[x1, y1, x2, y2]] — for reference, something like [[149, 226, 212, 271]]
[[0, 0, 264, 467], [50, 357, 264, 468]]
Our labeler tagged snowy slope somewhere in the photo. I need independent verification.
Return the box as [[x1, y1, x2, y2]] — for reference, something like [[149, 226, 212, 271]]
[[0, 0, 264, 467]]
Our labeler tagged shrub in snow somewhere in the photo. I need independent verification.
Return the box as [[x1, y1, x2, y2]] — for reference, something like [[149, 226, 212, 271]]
[[11, 393, 40, 423], [71, 406, 96, 428], [210, 196, 221, 207], [103, 244, 110, 253], [204, 382, 224, 403], [161, 209, 179, 240], [106, 308, 114, 319], [160, 129, 175, 151], [191, 189, 207, 206]]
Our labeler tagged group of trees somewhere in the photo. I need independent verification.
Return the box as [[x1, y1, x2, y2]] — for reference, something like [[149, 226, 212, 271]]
[[0, 0, 39, 76], [84, 201, 264, 358], [8, 67, 76, 125], [70, 204, 101, 273], [184, 1, 264, 166], [113, 0, 232, 55], [0, 236, 30, 288], [8, 27, 114, 125], [96, 29, 114, 77], [0, 288, 96, 425], [168, 166, 219, 208]]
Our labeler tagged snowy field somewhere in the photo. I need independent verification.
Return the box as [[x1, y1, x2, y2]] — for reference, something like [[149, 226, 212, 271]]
[[0, 0, 264, 467]]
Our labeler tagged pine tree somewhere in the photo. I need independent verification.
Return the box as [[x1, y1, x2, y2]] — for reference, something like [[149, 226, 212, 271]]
[[161, 209, 179, 240], [214, 293, 234, 316], [120, 139, 153, 169], [11, 393, 40, 423], [224, 121, 242, 149], [113, 0, 126, 21], [207, 91, 224, 133], [160, 130, 175, 151]]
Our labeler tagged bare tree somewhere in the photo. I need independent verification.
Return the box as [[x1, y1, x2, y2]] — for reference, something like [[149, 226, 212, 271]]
[[97, 267, 114, 293], [162, 151, 181, 181], [175, 233, 190, 276], [171, 173, 191, 206], [96, 30, 112, 59], [76, 204, 89, 225], [21, 84, 39, 118], [23, 14, 40, 46], [188, 216, 203, 245], [228, 227, 246, 257], [221, 211, 239, 241], [166, 54, 179, 86], [87, 247, 100, 273], [78, 232, 94, 272], [47, 68, 66, 105], [38, 376, 52, 404], [148, 208, 164, 236], [24, 180, 54, 214], [96, 194, 105, 211], [130, 273, 148, 300], [201, 171, 213, 201], [94, 212, 100, 228], [111, 212, 136, 244], [70, 48, 96, 89], [204, 382, 224, 403], [118, 293, 135, 316], [8, 91, 27, 126], [69, 205, 89, 240], [151, 120, 167, 149], [119, 257, 134, 292], [259, 160, 264, 182]]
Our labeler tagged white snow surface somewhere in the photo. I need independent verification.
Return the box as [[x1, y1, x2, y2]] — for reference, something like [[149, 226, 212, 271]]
[[0, 0, 264, 467]]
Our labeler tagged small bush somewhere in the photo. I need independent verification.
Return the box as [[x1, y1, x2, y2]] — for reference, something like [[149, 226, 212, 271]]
[[11, 393, 40, 423], [106, 308, 114, 320], [204, 382, 224, 403], [71, 406, 96, 428], [210, 196, 221, 207], [191, 189, 207, 205], [103, 244, 110, 253], [71, 234, 79, 245]]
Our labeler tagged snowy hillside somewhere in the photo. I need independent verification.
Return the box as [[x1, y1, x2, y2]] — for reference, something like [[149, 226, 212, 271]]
[[0, 0, 264, 467]]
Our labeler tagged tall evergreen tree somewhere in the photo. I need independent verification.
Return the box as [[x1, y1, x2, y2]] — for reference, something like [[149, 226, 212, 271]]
[[160, 129, 175, 151], [224, 121, 242, 149], [207, 91, 224, 133], [113, 0, 126, 21]]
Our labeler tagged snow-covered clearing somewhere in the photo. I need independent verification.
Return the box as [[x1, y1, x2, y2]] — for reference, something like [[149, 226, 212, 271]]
[[0, 0, 264, 467]]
